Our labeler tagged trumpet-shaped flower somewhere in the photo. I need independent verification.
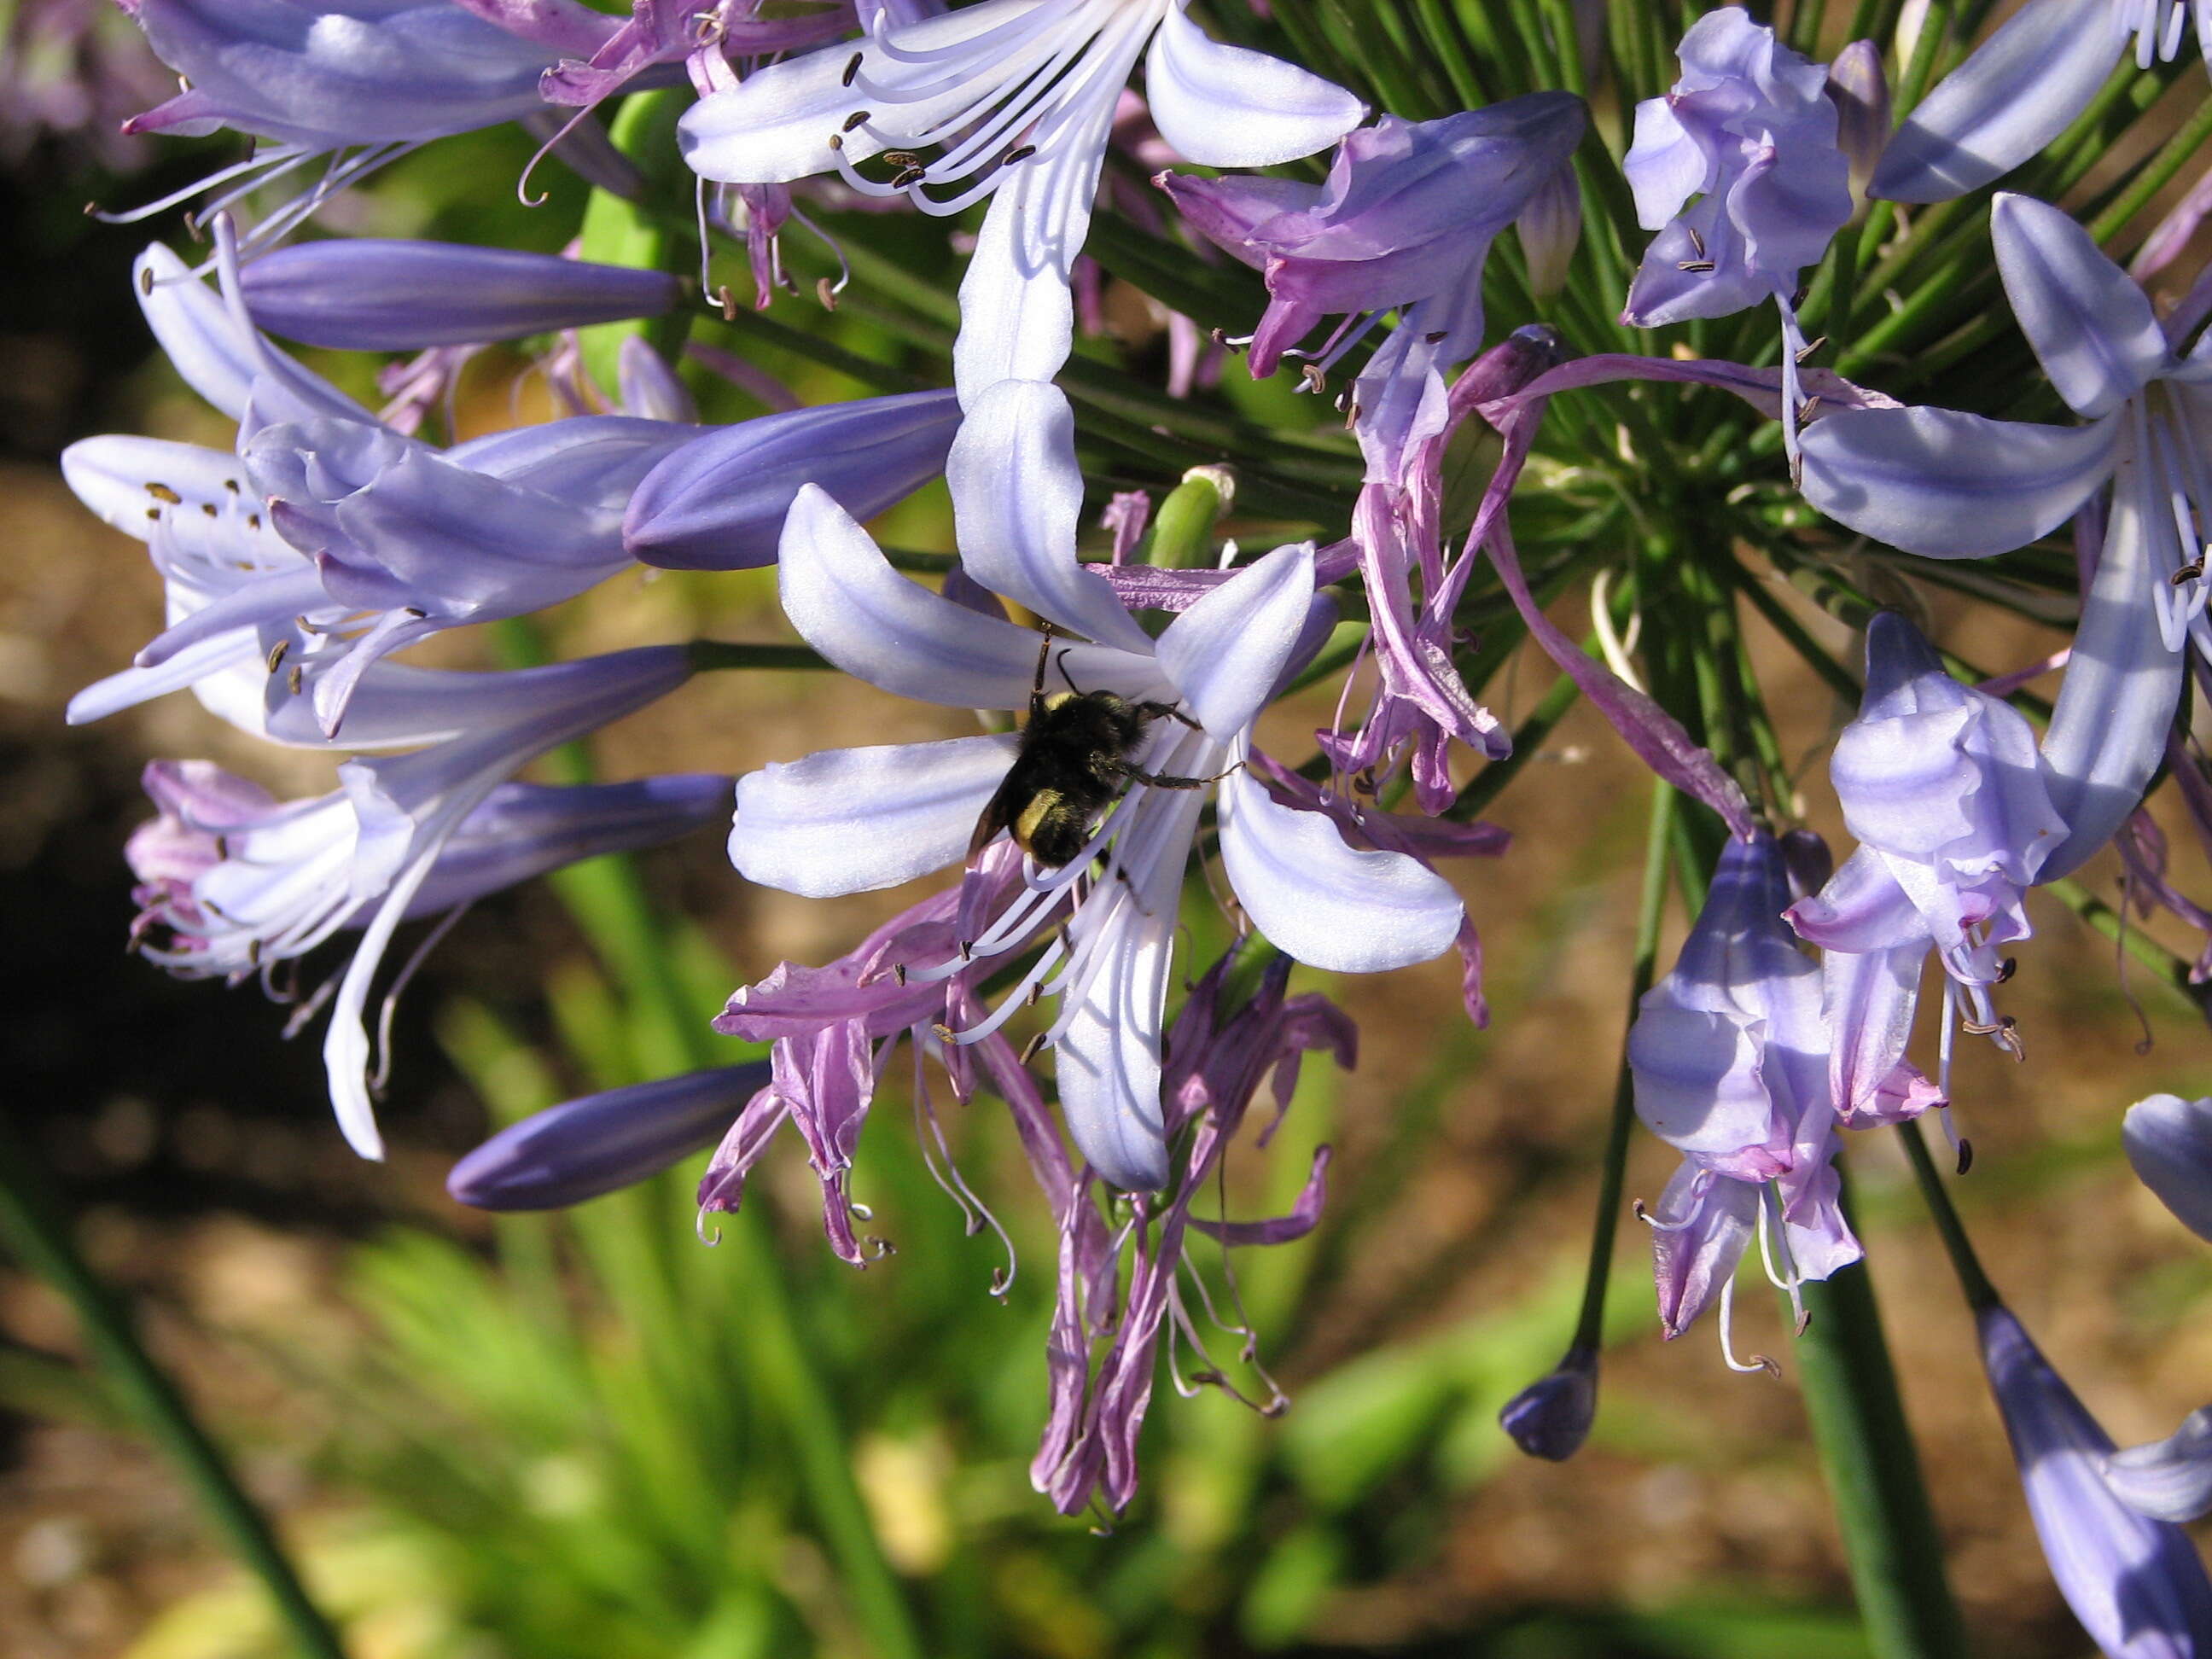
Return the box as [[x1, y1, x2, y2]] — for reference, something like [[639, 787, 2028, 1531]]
[[112, 0, 563, 249], [1800, 195, 2191, 880], [676, 0, 1365, 404], [728, 381, 1462, 1190], [1157, 95, 1586, 481], [1978, 1303, 2212, 1656], [1787, 612, 2064, 1115], [128, 646, 698, 1158], [1874, 0, 2209, 204], [1621, 8, 1853, 468], [1629, 832, 1861, 1341]]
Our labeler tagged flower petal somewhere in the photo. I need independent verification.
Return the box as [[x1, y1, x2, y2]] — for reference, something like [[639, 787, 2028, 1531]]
[[1143, 6, 1365, 168], [729, 733, 1020, 897], [1798, 405, 2118, 557], [2039, 465, 2186, 878], [777, 485, 1157, 708], [1053, 903, 1173, 1192], [1993, 194, 2169, 418], [946, 381, 1156, 653], [1871, 0, 2123, 204], [2107, 1407, 2212, 1523], [1153, 542, 1315, 738], [952, 135, 1097, 398], [1218, 769, 1463, 972], [2123, 1093, 2212, 1243]]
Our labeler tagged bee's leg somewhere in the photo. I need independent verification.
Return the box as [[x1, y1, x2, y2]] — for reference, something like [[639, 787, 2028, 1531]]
[[1114, 759, 1243, 789], [1131, 699, 1202, 731], [1027, 626, 1054, 719]]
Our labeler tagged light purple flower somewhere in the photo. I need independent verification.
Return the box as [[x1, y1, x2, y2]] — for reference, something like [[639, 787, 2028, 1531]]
[[676, 0, 1365, 405], [447, 1062, 774, 1211], [1156, 95, 1586, 481], [1874, 0, 2207, 204], [1787, 612, 2064, 1115], [2125, 1092, 2212, 1242], [126, 646, 697, 1158], [1621, 8, 1853, 468], [110, 0, 563, 249], [729, 386, 1461, 1190], [1630, 832, 1861, 1340], [1978, 1302, 2212, 1656], [1033, 947, 1348, 1515], [1799, 194, 2192, 880], [236, 238, 681, 350]]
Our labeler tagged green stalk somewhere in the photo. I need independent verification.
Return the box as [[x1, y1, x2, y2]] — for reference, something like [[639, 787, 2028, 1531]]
[[0, 1120, 347, 1659], [1566, 781, 1675, 1354], [1895, 1119, 2000, 1311], [1794, 1189, 1970, 1659], [2090, 90, 2212, 247]]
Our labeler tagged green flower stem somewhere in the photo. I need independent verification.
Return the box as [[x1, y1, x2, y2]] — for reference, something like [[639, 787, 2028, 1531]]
[[1895, 1118, 2000, 1312], [487, 619, 926, 1659], [1795, 1181, 1971, 1659], [574, 89, 697, 394], [0, 1118, 347, 1659], [1569, 779, 1675, 1353], [2043, 876, 2212, 1023]]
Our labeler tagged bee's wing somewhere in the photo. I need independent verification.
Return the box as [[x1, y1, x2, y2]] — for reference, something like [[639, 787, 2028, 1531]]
[[967, 767, 1027, 859]]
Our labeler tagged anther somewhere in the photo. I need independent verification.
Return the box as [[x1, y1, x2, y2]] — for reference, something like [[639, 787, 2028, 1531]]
[[145, 482, 182, 504], [1956, 1138, 1975, 1176], [842, 51, 863, 85], [958, 940, 974, 961], [842, 110, 870, 132], [1424, 329, 1448, 343], [1799, 394, 1823, 419], [288, 665, 303, 695], [817, 276, 838, 311], [145, 507, 161, 521], [224, 479, 241, 493], [246, 513, 262, 530], [882, 150, 920, 169], [1003, 144, 1037, 164], [930, 1022, 956, 1043], [1686, 225, 1706, 259], [1299, 363, 1327, 393], [2173, 559, 2204, 587], [1794, 335, 1827, 363], [201, 502, 218, 517], [1678, 259, 1717, 273], [1995, 957, 2018, 983], [892, 963, 908, 987], [828, 132, 844, 151], [891, 165, 928, 189], [265, 639, 289, 674], [139, 266, 155, 296], [1020, 1030, 1049, 1064]]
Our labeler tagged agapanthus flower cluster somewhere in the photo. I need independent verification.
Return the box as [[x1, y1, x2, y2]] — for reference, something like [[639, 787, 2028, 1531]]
[[65, 0, 2212, 1639]]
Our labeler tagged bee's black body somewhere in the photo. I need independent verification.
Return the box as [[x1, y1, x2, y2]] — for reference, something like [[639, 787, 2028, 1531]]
[[969, 647, 1216, 866]]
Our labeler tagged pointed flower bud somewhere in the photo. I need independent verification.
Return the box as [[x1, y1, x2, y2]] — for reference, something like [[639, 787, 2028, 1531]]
[[1825, 39, 1891, 199], [2124, 1094, 2212, 1243], [622, 390, 962, 571], [237, 239, 682, 351], [448, 1063, 772, 1211], [1499, 1343, 1598, 1461], [1977, 1304, 2212, 1656], [1516, 160, 1584, 300]]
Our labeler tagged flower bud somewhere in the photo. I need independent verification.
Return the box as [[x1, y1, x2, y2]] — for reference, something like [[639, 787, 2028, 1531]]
[[1499, 1343, 1598, 1460], [1516, 162, 1582, 300], [238, 240, 682, 352], [1826, 39, 1891, 200], [623, 390, 962, 570], [448, 1064, 771, 1211]]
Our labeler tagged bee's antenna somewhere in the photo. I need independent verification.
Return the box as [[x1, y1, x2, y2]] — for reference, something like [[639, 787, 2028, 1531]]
[[1055, 647, 1080, 696]]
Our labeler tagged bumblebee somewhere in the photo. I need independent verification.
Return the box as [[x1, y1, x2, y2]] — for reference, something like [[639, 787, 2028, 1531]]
[[969, 637, 1218, 867]]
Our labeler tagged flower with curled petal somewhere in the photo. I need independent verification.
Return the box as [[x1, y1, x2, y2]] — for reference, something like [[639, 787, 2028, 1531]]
[[728, 381, 1463, 1190], [677, 0, 1365, 405], [1800, 194, 2193, 881]]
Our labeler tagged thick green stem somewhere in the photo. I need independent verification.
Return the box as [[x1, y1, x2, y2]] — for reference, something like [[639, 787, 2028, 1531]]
[[1795, 1211, 1970, 1659], [0, 1121, 347, 1659]]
